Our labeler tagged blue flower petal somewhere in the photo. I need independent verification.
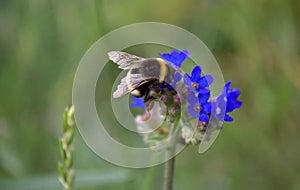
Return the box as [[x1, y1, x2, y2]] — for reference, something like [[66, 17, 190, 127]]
[[197, 75, 214, 88], [188, 93, 198, 104], [212, 103, 226, 121], [212, 80, 242, 122], [181, 50, 192, 57], [173, 72, 182, 83], [198, 76, 209, 87], [171, 72, 182, 88], [129, 95, 146, 109], [159, 50, 191, 67], [184, 73, 192, 85], [198, 88, 210, 94], [188, 104, 198, 117], [184, 75, 199, 93], [224, 80, 232, 91], [201, 102, 211, 113], [227, 88, 240, 100], [234, 100, 242, 109], [199, 113, 210, 122], [198, 91, 210, 104], [226, 102, 236, 113], [224, 114, 234, 122], [191, 66, 202, 82], [204, 75, 214, 85]]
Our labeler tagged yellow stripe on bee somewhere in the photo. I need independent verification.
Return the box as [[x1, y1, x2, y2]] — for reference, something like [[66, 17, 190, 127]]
[[156, 58, 167, 82], [131, 89, 141, 97]]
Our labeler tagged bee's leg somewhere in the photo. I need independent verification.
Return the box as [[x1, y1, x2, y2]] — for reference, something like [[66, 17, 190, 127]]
[[144, 89, 155, 111]]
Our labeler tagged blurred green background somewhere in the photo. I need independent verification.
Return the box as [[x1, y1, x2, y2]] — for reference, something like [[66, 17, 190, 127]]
[[1, 0, 300, 189]]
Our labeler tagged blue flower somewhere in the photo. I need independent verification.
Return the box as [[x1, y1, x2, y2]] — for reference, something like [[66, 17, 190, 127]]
[[184, 66, 213, 94], [172, 72, 182, 86], [159, 50, 191, 68], [129, 95, 146, 109], [212, 80, 242, 122], [187, 91, 212, 122]]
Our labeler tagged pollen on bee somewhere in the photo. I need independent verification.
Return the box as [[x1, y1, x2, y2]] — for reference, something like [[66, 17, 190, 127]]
[[131, 89, 141, 97]]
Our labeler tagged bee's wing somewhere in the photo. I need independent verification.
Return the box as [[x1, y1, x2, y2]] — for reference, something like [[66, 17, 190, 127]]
[[113, 73, 154, 98], [128, 74, 152, 87], [108, 51, 146, 70], [113, 76, 130, 98]]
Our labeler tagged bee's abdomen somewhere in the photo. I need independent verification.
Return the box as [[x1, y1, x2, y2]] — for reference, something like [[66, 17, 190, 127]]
[[165, 64, 176, 84]]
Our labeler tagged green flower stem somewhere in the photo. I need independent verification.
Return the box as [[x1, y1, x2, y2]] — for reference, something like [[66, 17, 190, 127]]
[[163, 149, 175, 190], [163, 108, 181, 190]]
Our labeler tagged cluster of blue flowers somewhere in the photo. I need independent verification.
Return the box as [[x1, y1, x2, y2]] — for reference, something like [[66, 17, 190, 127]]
[[130, 50, 242, 122], [184, 66, 213, 122]]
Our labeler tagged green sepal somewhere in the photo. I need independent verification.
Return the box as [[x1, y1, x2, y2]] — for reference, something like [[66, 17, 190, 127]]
[[65, 149, 73, 169], [59, 139, 67, 160], [63, 108, 69, 133], [65, 127, 74, 145], [57, 162, 66, 181]]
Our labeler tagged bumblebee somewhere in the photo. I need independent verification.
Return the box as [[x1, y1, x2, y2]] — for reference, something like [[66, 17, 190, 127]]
[[108, 51, 177, 103]]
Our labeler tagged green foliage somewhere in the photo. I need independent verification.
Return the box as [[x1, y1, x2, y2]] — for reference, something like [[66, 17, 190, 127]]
[[0, 171, 130, 190]]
